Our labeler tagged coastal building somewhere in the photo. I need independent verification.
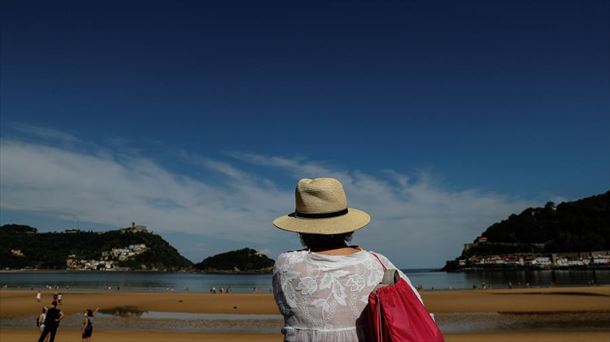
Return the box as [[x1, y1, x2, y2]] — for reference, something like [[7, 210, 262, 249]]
[[475, 236, 488, 243], [10, 249, 24, 257], [592, 257, 610, 265], [528, 257, 552, 268], [460, 251, 610, 270], [121, 222, 148, 234], [66, 243, 148, 270]]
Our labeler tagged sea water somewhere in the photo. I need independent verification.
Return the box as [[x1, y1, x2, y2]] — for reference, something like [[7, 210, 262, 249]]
[[1, 269, 609, 292]]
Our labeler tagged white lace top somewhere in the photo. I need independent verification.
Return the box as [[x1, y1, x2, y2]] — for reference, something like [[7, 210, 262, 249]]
[[272, 249, 423, 342]]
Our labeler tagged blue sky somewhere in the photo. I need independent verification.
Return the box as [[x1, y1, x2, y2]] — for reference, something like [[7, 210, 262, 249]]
[[1, 0, 608, 267]]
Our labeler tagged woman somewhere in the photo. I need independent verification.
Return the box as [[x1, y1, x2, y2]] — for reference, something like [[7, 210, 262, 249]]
[[272, 178, 424, 341], [81, 307, 99, 342]]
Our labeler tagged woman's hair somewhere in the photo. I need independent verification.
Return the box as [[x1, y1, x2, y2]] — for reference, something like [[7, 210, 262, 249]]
[[42, 307, 46, 313], [86, 309, 94, 317], [299, 232, 353, 250]]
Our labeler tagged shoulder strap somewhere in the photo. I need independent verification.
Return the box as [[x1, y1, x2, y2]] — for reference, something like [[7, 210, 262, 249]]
[[370, 252, 399, 285], [370, 252, 387, 271]]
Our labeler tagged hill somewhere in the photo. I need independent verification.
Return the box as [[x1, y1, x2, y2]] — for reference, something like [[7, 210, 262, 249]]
[[0, 224, 193, 271], [195, 248, 274, 273], [444, 191, 610, 270]]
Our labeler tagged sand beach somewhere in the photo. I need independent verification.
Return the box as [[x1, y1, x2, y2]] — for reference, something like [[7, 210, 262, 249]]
[[1, 286, 609, 341]]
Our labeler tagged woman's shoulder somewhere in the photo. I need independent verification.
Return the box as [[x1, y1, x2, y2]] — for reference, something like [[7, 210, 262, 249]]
[[275, 249, 308, 264], [364, 250, 396, 265]]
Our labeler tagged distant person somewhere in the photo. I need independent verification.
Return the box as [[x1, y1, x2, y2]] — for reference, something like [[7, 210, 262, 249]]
[[81, 307, 99, 342], [37, 307, 50, 342], [37, 301, 64, 342], [37, 307, 46, 329], [37, 291, 42, 302], [57, 293, 63, 304], [271, 178, 431, 341]]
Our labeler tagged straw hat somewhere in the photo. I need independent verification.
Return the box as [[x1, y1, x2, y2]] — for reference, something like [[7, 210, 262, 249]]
[[273, 178, 371, 234]]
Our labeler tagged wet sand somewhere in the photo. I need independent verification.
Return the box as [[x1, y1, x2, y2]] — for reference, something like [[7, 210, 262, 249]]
[[2, 328, 610, 342], [2, 286, 609, 341], [1, 290, 279, 317], [0, 329, 280, 342]]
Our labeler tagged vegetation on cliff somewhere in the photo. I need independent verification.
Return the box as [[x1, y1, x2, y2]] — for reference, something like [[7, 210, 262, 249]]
[[464, 191, 609, 257], [443, 191, 609, 271], [0, 225, 193, 270], [195, 248, 274, 273]]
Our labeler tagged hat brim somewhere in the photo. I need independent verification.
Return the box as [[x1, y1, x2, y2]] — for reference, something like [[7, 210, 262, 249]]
[[273, 208, 370, 235]]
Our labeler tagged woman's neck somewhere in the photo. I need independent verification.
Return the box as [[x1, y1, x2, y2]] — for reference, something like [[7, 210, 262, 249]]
[[310, 245, 362, 255]]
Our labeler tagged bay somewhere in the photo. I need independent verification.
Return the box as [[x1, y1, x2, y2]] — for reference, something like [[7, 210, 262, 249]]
[[1, 269, 609, 292]]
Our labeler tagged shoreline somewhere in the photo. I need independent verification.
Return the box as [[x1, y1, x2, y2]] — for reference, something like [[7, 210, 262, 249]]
[[445, 266, 610, 272]]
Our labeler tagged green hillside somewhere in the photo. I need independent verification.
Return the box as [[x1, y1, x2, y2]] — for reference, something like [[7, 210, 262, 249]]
[[442, 191, 609, 269], [470, 191, 609, 255], [0, 225, 193, 270]]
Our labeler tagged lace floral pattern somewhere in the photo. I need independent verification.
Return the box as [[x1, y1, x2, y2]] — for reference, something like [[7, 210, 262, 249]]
[[272, 249, 423, 342]]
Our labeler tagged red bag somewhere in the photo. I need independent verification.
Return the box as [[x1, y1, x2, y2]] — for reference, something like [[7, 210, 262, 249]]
[[368, 253, 445, 342]]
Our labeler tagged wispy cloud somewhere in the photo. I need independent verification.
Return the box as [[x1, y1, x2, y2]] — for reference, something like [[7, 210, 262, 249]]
[[195, 157, 253, 181], [229, 152, 535, 266], [0, 128, 536, 267], [5, 122, 81, 144]]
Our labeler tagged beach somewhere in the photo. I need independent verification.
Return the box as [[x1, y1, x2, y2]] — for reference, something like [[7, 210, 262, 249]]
[[2, 286, 609, 341]]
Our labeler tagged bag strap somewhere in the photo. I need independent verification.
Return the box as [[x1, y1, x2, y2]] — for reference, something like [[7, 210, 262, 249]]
[[370, 252, 399, 285], [370, 252, 386, 271]]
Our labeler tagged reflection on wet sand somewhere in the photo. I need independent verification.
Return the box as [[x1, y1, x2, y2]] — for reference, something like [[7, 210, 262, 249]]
[[436, 311, 610, 333], [3, 308, 609, 335], [99, 305, 146, 317]]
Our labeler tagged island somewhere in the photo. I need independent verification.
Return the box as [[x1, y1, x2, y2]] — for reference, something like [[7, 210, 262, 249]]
[[195, 248, 274, 274]]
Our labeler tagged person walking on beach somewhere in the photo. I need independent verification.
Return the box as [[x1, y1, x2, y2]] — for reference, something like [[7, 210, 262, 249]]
[[36, 291, 42, 302], [81, 307, 99, 342], [37, 301, 64, 342], [271, 178, 430, 341]]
